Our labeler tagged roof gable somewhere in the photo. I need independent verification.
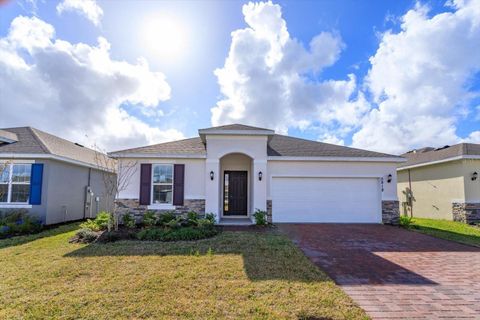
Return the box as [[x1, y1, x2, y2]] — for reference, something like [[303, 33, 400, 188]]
[[198, 123, 275, 143], [198, 124, 273, 132]]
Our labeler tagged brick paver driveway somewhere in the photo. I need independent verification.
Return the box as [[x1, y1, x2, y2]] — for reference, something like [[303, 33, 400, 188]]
[[278, 224, 480, 319]]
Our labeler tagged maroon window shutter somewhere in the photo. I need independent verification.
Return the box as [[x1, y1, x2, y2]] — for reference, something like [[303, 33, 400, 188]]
[[173, 164, 185, 206], [139, 164, 152, 205]]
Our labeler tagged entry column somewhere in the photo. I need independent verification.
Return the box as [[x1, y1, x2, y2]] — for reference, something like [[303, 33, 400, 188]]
[[205, 158, 221, 223], [252, 159, 267, 213]]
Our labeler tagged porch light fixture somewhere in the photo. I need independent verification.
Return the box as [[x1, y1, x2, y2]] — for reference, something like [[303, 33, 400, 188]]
[[472, 171, 478, 181], [258, 171, 263, 181], [210, 171, 214, 181], [387, 174, 393, 183]]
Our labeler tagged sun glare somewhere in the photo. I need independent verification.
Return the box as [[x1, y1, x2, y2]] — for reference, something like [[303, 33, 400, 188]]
[[141, 14, 188, 61]]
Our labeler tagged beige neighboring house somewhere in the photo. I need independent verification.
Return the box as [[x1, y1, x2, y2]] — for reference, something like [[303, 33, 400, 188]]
[[397, 143, 480, 224]]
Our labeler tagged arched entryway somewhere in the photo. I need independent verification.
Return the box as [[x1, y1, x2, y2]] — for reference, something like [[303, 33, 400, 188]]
[[219, 153, 253, 218]]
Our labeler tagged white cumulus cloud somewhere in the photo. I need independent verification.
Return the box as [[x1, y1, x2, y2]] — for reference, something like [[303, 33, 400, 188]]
[[352, 0, 480, 153], [213, 0, 480, 155], [211, 1, 368, 137], [0, 16, 184, 151], [56, 0, 103, 26]]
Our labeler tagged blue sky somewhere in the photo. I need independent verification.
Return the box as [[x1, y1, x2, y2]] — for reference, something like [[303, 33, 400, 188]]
[[0, 0, 479, 153]]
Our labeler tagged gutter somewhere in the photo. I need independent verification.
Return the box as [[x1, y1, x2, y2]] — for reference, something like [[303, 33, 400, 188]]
[[109, 153, 207, 159], [267, 156, 405, 163], [0, 153, 114, 172]]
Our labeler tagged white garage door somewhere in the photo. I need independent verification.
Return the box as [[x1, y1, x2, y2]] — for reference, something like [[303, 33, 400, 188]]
[[271, 177, 381, 223]]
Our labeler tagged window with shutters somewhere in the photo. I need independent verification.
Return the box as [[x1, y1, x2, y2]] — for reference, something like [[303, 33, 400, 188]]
[[151, 164, 173, 204], [0, 163, 31, 203]]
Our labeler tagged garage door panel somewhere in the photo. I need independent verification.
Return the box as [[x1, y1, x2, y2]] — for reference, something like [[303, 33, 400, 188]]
[[271, 177, 381, 223]]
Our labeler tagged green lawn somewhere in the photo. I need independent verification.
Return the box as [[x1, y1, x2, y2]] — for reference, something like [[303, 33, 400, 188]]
[[409, 218, 480, 247], [0, 224, 367, 320]]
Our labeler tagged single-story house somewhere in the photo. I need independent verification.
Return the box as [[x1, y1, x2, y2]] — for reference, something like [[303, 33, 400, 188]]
[[397, 143, 480, 224], [0, 127, 115, 225], [110, 124, 403, 225]]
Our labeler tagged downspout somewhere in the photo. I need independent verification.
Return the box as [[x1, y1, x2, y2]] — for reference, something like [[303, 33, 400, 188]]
[[408, 169, 413, 218], [83, 168, 92, 219]]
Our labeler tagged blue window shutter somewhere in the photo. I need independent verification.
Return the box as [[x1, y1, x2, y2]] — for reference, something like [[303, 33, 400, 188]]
[[29, 163, 43, 205]]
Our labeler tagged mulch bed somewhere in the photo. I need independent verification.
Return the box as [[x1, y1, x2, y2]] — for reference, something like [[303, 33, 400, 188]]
[[69, 228, 137, 244]]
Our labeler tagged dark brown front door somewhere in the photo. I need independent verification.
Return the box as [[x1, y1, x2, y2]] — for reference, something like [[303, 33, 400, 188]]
[[223, 171, 247, 216]]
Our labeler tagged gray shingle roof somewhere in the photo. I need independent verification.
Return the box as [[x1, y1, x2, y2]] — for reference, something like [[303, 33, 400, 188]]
[[0, 127, 111, 169], [0, 127, 49, 154], [110, 130, 400, 159], [267, 134, 398, 158], [110, 137, 206, 156], [399, 143, 480, 168]]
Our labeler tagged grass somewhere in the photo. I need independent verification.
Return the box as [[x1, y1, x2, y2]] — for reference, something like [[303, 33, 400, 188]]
[[408, 218, 480, 247], [0, 224, 367, 319]]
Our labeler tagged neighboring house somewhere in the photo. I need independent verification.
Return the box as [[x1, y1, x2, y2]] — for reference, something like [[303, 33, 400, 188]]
[[110, 124, 403, 225], [0, 127, 115, 225], [397, 143, 480, 224]]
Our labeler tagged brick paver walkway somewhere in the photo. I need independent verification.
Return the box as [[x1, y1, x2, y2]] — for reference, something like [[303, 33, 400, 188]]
[[278, 224, 480, 319]]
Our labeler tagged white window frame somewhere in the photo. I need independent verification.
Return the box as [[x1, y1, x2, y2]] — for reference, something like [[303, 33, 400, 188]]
[[150, 164, 174, 208], [0, 163, 32, 205]]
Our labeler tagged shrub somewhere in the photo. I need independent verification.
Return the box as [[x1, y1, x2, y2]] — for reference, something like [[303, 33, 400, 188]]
[[205, 213, 216, 224], [0, 210, 43, 237], [137, 226, 219, 242], [142, 211, 157, 227], [0, 210, 22, 224], [16, 215, 43, 234], [75, 228, 98, 243], [399, 215, 413, 228], [122, 212, 136, 229], [157, 211, 176, 226], [253, 209, 267, 226], [80, 211, 111, 231], [165, 216, 183, 229], [80, 219, 101, 232], [186, 211, 198, 225], [197, 218, 214, 228], [94, 211, 111, 229], [0, 225, 11, 236]]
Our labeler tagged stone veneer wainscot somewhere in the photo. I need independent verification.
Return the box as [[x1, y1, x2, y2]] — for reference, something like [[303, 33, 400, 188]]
[[266, 200, 272, 223], [382, 200, 400, 225], [116, 199, 206, 221], [452, 202, 480, 224]]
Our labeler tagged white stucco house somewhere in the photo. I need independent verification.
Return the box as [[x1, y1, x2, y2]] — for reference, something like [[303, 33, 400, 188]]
[[109, 124, 404, 225]]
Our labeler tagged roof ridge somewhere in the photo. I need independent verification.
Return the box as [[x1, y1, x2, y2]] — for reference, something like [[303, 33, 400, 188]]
[[32, 127, 101, 153], [28, 127, 51, 154]]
